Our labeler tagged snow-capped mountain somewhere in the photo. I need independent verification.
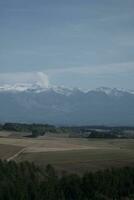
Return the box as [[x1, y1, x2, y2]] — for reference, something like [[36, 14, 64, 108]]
[[0, 83, 47, 92], [0, 83, 133, 96], [0, 84, 134, 125], [94, 87, 134, 96], [0, 83, 82, 97]]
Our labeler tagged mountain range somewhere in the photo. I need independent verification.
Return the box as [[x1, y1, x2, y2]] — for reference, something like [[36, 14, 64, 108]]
[[0, 83, 134, 125]]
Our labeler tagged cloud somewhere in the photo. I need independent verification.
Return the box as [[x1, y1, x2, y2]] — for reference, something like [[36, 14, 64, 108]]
[[0, 72, 49, 88], [46, 62, 134, 75], [0, 61, 133, 89], [37, 72, 49, 88]]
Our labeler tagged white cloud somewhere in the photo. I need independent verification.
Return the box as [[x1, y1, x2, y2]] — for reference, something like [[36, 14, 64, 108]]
[[37, 72, 49, 88], [0, 61, 133, 89]]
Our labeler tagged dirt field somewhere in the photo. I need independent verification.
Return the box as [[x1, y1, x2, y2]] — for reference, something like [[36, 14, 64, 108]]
[[0, 136, 134, 173], [16, 148, 134, 174], [0, 144, 23, 160], [0, 130, 31, 138]]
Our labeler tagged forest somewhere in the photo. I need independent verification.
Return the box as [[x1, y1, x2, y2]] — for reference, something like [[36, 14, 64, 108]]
[[0, 160, 134, 200]]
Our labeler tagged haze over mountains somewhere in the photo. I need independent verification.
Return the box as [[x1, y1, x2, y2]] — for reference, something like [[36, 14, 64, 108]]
[[0, 83, 134, 126]]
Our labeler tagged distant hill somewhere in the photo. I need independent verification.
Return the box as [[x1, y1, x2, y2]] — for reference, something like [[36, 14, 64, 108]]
[[0, 84, 134, 125]]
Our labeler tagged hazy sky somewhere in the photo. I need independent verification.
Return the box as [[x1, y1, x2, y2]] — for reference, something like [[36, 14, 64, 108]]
[[0, 0, 134, 89]]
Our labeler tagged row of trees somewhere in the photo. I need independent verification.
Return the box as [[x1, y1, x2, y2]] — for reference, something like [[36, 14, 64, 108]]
[[0, 160, 134, 199], [2, 123, 57, 137], [1, 123, 71, 137], [1, 123, 134, 138]]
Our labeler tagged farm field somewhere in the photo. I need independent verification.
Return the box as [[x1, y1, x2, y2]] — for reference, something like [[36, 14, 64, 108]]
[[0, 135, 134, 173], [16, 148, 134, 174], [0, 144, 23, 160]]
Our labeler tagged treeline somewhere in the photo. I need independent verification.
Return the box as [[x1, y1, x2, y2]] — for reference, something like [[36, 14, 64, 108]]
[[2, 123, 56, 137], [0, 160, 134, 199], [88, 131, 118, 139], [0, 122, 134, 138], [1, 123, 68, 137], [87, 130, 127, 139], [0, 123, 88, 137]]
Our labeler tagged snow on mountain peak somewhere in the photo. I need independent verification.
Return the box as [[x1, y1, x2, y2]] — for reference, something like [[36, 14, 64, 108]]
[[0, 83, 83, 96], [0, 84, 133, 96], [95, 87, 113, 95], [0, 83, 45, 92], [95, 87, 130, 96]]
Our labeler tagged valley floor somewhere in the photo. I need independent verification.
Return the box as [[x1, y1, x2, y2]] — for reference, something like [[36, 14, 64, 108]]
[[0, 135, 134, 174]]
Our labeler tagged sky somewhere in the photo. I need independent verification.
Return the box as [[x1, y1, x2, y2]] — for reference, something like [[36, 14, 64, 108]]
[[0, 0, 134, 89]]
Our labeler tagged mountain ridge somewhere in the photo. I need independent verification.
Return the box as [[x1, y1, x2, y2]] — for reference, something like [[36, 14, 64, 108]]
[[0, 83, 134, 125], [0, 83, 133, 96]]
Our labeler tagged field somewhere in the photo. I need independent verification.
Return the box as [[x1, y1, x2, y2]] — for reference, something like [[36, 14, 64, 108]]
[[0, 144, 23, 160], [0, 133, 134, 174]]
